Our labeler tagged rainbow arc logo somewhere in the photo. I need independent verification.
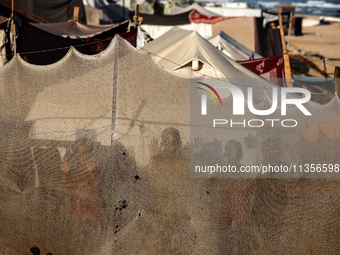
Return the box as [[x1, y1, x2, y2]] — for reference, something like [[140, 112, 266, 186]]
[[196, 82, 222, 106]]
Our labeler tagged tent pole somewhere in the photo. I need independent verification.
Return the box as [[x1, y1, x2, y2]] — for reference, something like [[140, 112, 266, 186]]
[[134, 4, 139, 28], [11, 0, 17, 56], [111, 38, 119, 147], [133, 5, 143, 28], [73, 6, 79, 23], [335, 66, 340, 95], [278, 11, 293, 87], [323, 58, 328, 78], [287, 11, 293, 36]]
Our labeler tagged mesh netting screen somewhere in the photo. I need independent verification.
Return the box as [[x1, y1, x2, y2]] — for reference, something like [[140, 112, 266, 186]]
[[0, 37, 339, 254]]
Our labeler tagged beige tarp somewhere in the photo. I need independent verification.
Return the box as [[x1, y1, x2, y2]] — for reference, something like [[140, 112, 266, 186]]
[[208, 30, 262, 61], [142, 27, 281, 104]]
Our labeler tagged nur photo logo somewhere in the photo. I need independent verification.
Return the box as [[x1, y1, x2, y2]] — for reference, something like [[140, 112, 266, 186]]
[[196, 81, 312, 128], [196, 82, 223, 111]]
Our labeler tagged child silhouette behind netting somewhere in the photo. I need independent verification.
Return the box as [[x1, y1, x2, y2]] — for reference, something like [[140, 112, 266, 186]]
[[60, 138, 102, 221], [147, 127, 190, 219]]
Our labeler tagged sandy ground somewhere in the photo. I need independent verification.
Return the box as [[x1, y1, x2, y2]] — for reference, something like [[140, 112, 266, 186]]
[[286, 15, 340, 78]]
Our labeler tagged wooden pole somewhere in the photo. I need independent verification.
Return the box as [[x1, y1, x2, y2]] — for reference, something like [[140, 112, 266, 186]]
[[11, 0, 16, 56], [287, 11, 293, 36], [134, 4, 139, 28], [73, 6, 79, 23], [11, 0, 14, 20], [278, 11, 293, 87], [133, 5, 143, 28], [323, 58, 328, 78]]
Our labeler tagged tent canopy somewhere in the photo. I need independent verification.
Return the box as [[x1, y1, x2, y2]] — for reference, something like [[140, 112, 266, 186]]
[[208, 30, 262, 61], [142, 27, 283, 103], [30, 20, 129, 38], [170, 3, 220, 16]]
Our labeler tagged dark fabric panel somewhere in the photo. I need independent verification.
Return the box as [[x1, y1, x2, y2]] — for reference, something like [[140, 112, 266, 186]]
[[0, 0, 87, 23], [13, 21, 128, 65], [137, 11, 191, 25], [254, 17, 283, 58], [91, 21, 129, 39], [30, 20, 129, 38], [263, 11, 292, 16], [15, 21, 88, 65], [263, 11, 293, 35], [89, 27, 138, 54]]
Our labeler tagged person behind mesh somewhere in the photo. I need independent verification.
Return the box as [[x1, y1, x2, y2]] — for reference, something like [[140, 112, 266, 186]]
[[147, 127, 189, 216], [148, 127, 187, 160], [225, 140, 243, 168], [60, 138, 102, 221], [145, 127, 195, 252]]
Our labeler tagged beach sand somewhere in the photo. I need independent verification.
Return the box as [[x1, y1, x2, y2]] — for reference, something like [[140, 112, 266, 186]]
[[286, 15, 340, 78]]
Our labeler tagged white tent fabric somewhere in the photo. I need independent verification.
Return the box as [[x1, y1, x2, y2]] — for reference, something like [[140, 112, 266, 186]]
[[170, 3, 220, 16], [140, 23, 213, 42], [138, 3, 224, 40], [208, 30, 262, 61], [142, 27, 281, 103], [170, 3, 262, 18], [25, 49, 113, 145], [205, 6, 262, 17]]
